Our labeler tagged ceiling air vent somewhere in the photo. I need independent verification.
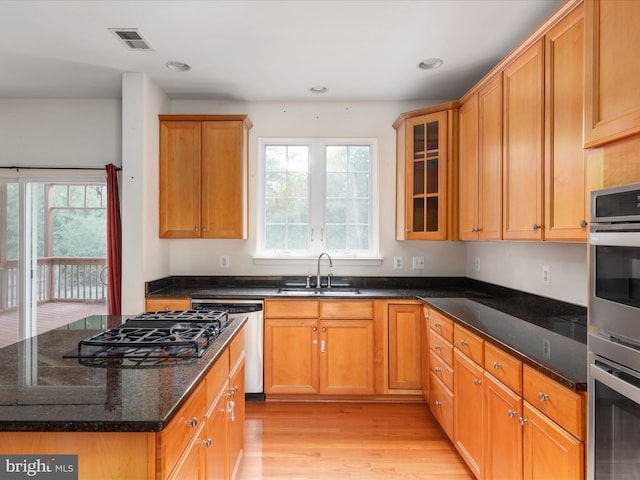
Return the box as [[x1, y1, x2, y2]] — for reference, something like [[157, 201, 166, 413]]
[[109, 28, 154, 51]]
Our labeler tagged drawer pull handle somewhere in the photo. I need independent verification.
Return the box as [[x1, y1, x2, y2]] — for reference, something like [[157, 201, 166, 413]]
[[507, 410, 518, 418], [434, 344, 441, 350], [434, 367, 442, 373], [460, 339, 469, 347], [434, 401, 443, 407], [518, 417, 528, 425], [202, 438, 212, 448], [493, 362, 502, 369], [474, 378, 482, 386], [227, 400, 236, 422], [186, 417, 198, 428], [538, 392, 550, 402]]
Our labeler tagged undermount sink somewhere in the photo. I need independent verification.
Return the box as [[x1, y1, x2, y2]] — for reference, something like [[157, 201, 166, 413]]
[[277, 287, 360, 296]]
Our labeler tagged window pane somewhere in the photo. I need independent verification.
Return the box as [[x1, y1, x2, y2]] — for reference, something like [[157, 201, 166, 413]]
[[86, 185, 104, 208], [287, 225, 308, 249], [326, 199, 347, 223], [265, 146, 287, 171], [265, 225, 286, 249], [349, 146, 370, 172], [286, 199, 308, 224], [348, 172, 369, 197], [69, 185, 85, 208], [327, 146, 348, 172], [347, 225, 368, 250], [326, 224, 346, 249], [52, 185, 68, 208], [326, 172, 347, 198]]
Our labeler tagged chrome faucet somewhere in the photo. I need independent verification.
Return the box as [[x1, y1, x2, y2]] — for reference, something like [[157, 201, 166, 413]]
[[316, 252, 333, 288]]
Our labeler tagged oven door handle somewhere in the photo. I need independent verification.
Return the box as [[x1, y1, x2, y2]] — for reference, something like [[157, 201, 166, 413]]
[[589, 231, 640, 247], [590, 362, 640, 404]]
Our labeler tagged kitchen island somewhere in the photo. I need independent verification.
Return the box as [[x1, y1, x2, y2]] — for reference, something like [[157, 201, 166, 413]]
[[0, 313, 247, 479]]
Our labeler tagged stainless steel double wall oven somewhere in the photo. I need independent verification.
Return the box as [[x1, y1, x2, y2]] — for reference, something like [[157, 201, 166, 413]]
[[588, 183, 640, 480]]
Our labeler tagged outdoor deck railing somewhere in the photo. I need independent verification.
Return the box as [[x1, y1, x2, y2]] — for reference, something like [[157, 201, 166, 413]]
[[0, 257, 107, 312]]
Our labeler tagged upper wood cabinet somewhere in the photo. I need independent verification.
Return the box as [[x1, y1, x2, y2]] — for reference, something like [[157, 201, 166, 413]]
[[394, 103, 459, 241], [159, 115, 252, 239], [545, 5, 587, 241], [502, 40, 545, 241], [459, 74, 503, 240], [584, 0, 640, 148]]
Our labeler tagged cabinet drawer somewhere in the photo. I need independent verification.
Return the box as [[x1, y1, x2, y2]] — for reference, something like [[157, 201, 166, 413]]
[[265, 300, 319, 318], [429, 372, 454, 441], [319, 301, 373, 319], [159, 381, 207, 477], [428, 309, 454, 342], [484, 342, 523, 394], [206, 349, 229, 406], [430, 349, 454, 390], [454, 323, 484, 366], [145, 297, 191, 312], [229, 327, 245, 371], [429, 330, 453, 368], [523, 365, 586, 440]]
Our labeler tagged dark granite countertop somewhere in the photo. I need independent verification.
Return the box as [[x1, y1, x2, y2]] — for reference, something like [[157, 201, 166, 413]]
[[421, 297, 587, 391], [147, 275, 587, 391], [0, 314, 247, 432]]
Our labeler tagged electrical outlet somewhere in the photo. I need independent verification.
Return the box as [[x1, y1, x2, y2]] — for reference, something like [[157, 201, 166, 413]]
[[542, 338, 551, 359], [542, 265, 550, 285], [393, 256, 403, 270], [220, 255, 230, 268], [412, 256, 425, 269], [475, 257, 481, 272]]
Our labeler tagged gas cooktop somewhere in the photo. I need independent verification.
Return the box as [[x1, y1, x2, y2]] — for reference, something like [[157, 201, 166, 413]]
[[67, 310, 229, 368]]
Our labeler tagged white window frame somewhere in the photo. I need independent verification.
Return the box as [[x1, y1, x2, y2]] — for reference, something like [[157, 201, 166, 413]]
[[255, 137, 380, 264]]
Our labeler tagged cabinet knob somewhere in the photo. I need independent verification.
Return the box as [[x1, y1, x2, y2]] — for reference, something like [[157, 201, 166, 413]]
[[202, 227, 207, 232], [322, 326, 327, 333], [507, 410, 518, 418], [405, 229, 410, 234], [473, 378, 482, 386], [532, 224, 541, 231], [493, 361, 502, 369], [580, 220, 588, 228], [434, 344, 441, 350], [202, 438, 212, 448], [434, 367, 442, 373], [186, 417, 198, 428], [434, 400, 443, 407], [434, 321, 441, 328], [460, 339, 469, 347], [537, 392, 550, 402], [518, 417, 528, 426], [312, 326, 318, 332], [194, 227, 199, 232]]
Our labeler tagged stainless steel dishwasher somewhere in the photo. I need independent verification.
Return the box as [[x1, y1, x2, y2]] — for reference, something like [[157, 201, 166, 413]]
[[191, 298, 264, 401]]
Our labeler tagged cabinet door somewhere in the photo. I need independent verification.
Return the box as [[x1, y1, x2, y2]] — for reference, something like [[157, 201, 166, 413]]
[[458, 94, 479, 240], [227, 356, 245, 480], [522, 402, 584, 480], [145, 297, 192, 312], [478, 74, 503, 240], [453, 349, 484, 479], [421, 307, 430, 401], [545, 5, 587, 241], [264, 319, 319, 394], [404, 111, 449, 240], [319, 319, 374, 395], [584, 0, 640, 147], [201, 121, 247, 239], [388, 304, 422, 390], [484, 373, 523, 480], [167, 424, 206, 480], [503, 40, 544, 240], [204, 384, 228, 480], [159, 121, 202, 238]]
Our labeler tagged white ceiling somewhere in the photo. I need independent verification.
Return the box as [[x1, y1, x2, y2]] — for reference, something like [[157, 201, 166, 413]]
[[0, 0, 564, 102]]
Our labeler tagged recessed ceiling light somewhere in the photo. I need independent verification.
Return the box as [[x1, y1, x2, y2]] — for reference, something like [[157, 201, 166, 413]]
[[418, 58, 444, 70], [310, 86, 328, 94], [166, 61, 191, 72]]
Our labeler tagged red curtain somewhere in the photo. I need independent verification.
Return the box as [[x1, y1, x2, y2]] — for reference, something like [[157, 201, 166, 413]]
[[106, 163, 122, 315]]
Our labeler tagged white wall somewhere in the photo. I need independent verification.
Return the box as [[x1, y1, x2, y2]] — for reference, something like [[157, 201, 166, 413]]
[[166, 100, 468, 279], [121, 73, 171, 314], [0, 99, 120, 167], [465, 241, 587, 306]]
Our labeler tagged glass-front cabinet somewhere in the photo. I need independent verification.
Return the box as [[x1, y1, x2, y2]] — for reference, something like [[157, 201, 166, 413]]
[[394, 103, 458, 240]]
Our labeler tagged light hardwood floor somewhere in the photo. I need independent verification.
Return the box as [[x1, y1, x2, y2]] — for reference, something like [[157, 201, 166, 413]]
[[237, 401, 474, 479]]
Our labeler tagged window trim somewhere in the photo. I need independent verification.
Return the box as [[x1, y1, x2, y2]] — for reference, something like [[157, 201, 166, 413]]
[[255, 137, 380, 262]]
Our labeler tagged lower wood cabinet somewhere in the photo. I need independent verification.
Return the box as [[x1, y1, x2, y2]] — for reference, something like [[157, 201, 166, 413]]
[[145, 297, 192, 312], [388, 303, 423, 390], [264, 299, 374, 396], [453, 348, 484, 479]]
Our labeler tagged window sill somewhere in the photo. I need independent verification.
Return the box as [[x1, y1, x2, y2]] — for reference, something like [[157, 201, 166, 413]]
[[252, 256, 383, 267]]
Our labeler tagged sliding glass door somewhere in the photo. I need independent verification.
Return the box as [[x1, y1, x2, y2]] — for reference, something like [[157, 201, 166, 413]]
[[0, 177, 107, 348]]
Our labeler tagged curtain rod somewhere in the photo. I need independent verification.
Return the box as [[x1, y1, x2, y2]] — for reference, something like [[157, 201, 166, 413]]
[[0, 165, 121, 171]]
